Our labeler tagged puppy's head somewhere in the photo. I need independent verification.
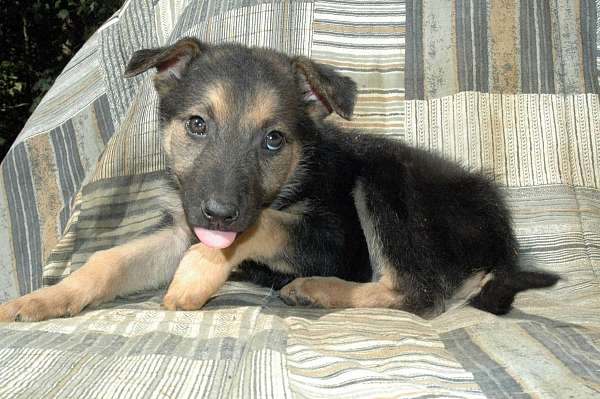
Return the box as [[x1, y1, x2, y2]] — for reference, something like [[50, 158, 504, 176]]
[[125, 38, 356, 248]]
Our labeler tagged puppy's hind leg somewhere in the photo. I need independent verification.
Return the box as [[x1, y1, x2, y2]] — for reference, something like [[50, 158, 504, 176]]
[[0, 225, 191, 322], [281, 180, 432, 313], [280, 276, 405, 308]]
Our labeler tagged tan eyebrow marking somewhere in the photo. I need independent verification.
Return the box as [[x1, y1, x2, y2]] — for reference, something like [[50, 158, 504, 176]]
[[204, 81, 229, 121], [245, 85, 279, 128]]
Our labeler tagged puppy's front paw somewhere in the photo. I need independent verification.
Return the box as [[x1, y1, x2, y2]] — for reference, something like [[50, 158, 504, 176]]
[[0, 286, 85, 322], [163, 283, 211, 311], [279, 278, 324, 308]]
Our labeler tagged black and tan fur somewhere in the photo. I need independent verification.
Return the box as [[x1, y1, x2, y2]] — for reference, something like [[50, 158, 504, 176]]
[[0, 38, 558, 322]]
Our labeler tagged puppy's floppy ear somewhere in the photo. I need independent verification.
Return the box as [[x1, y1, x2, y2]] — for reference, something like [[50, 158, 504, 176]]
[[292, 56, 357, 121], [124, 37, 207, 95]]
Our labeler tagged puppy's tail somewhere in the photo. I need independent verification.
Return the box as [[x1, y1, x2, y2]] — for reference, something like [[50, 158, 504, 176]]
[[469, 270, 560, 315]]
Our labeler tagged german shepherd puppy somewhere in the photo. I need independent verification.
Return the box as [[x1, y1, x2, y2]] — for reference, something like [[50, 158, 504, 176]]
[[0, 38, 559, 322]]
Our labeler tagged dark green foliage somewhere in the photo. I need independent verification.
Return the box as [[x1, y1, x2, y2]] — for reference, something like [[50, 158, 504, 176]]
[[0, 0, 122, 159]]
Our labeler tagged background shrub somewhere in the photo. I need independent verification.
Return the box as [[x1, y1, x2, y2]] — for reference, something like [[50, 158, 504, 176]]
[[0, 0, 122, 160]]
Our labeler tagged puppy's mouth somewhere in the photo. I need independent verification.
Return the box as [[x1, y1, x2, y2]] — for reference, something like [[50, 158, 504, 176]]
[[193, 227, 238, 249]]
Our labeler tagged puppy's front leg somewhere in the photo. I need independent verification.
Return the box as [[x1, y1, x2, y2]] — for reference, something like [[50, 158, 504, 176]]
[[163, 209, 292, 310], [0, 226, 190, 322], [163, 244, 236, 310]]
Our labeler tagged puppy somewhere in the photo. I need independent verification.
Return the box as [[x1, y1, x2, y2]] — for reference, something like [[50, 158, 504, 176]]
[[0, 38, 558, 322]]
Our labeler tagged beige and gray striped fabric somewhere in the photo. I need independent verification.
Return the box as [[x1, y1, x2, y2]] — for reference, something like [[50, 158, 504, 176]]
[[1, 1, 600, 398]]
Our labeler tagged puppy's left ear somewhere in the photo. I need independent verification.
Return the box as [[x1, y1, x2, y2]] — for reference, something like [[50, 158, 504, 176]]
[[124, 37, 207, 95], [293, 57, 357, 121]]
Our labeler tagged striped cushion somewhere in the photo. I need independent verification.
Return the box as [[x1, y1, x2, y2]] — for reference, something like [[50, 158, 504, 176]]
[[1, 0, 599, 398]]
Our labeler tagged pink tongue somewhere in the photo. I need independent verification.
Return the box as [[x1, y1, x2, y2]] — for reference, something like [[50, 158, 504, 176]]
[[194, 227, 237, 249]]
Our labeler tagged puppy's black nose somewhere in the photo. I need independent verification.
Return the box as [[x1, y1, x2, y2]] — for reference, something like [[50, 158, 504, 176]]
[[201, 199, 239, 223]]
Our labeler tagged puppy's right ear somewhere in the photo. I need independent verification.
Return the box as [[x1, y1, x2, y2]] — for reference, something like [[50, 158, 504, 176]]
[[292, 57, 357, 121], [124, 37, 206, 95]]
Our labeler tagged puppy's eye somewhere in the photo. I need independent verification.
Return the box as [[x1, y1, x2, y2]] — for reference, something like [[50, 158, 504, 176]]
[[186, 116, 207, 136], [265, 131, 285, 151]]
